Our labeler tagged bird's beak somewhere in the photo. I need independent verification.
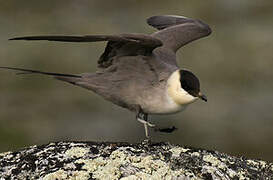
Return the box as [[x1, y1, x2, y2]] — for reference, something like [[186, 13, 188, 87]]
[[198, 92, 207, 102]]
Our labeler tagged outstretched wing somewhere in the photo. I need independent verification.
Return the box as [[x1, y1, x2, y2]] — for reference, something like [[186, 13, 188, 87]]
[[10, 33, 162, 68], [147, 15, 212, 53]]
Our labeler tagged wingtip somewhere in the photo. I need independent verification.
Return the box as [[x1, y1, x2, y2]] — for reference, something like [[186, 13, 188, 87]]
[[147, 15, 212, 35], [195, 19, 212, 36], [147, 15, 194, 30], [147, 15, 191, 23]]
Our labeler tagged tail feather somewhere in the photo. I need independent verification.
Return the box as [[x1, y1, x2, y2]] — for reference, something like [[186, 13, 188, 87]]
[[0, 66, 81, 77], [0, 66, 82, 85]]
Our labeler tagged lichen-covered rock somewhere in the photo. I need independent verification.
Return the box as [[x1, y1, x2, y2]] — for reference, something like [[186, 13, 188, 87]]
[[0, 141, 272, 179]]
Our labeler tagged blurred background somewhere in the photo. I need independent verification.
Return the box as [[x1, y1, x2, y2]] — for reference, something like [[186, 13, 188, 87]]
[[0, 0, 272, 161]]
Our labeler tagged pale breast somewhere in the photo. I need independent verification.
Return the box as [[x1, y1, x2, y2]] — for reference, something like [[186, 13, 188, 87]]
[[138, 85, 187, 114], [137, 70, 200, 114]]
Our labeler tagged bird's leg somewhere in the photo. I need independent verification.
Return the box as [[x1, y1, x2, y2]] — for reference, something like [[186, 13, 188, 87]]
[[143, 115, 149, 139], [136, 108, 155, 139], [137, 114, 155, 127], [137, 113, 151, 138]]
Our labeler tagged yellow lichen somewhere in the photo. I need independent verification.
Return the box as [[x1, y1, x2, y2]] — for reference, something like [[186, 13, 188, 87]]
[[69, 171, 90, 180], [47, 147, 250, 179], [128, 154, 141, 163], [191, 152, 200, 157], [246, 160, 259, 167], [120, 175, 139, 180], [0, 151, 11, 157], [259, 160, 267, 169], [227, 168, 237, 178], [237, 171, 248, 180], [65, 147, 89, 158], [42, 170, 90, 180], [73, 148, 191, 179], [170, 147, 189, 157], [43, 170, 68, 180], [203, 154, 224, 168], [76, 157, 106, 172], [76, 154, 122, 179]]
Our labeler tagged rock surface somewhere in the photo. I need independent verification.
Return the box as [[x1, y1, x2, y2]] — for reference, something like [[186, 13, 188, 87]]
[[0, 141, 272, 179]]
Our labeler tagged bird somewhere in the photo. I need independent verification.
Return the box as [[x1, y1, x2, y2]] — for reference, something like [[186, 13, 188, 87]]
[[0, 15, 211, 138]]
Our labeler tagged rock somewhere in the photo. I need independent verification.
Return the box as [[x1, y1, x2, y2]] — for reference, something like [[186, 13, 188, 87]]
[[0, 141, 272, 179]]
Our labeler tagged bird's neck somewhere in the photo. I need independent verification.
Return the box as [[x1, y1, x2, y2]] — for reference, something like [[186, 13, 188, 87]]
[[167, 70, 198, 105]]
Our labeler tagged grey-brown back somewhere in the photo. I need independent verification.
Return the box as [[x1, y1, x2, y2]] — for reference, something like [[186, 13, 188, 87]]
[[63, 55, 165, 112]]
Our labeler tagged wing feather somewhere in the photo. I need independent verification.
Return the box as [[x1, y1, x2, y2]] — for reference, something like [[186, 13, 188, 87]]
[[9, 34, 162, 48], [9, 34, 163, 68], [147, 15, 211, 52]]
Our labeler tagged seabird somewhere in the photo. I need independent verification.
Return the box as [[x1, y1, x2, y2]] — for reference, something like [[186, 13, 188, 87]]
[[0, 15, 211, 138]]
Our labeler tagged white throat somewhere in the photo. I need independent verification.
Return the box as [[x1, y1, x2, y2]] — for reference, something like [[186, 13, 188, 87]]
[[167, 70, 198, 106]]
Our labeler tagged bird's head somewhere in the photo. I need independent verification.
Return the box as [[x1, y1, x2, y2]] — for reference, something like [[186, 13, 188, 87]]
[[167, 69, 207, 105]]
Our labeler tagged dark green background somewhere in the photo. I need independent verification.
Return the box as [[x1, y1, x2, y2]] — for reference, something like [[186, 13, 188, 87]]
[[0, 0, 272, 161]]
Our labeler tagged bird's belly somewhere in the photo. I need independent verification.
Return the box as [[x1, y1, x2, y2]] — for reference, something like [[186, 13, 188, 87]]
[[140, 96, 188, 114], [146, 104, 187, 114]]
